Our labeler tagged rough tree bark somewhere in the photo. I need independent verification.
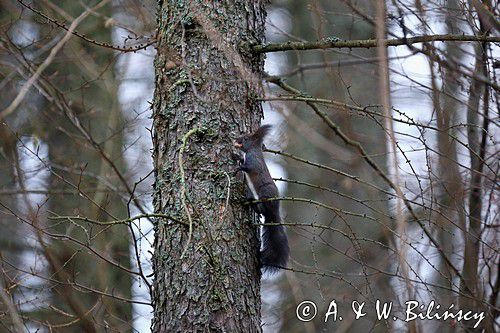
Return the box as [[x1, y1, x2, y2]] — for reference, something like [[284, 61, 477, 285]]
[[151, 1, 266, 331]]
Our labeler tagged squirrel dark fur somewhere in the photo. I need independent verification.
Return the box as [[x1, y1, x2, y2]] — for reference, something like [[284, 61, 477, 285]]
[[234, 125, 290, 274]]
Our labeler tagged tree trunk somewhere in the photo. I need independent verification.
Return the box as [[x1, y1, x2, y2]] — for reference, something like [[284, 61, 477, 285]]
[[151, 1, 266, 331]]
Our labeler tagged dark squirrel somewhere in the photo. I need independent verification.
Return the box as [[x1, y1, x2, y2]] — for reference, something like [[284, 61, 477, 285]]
[[234, 125, 290, 274]]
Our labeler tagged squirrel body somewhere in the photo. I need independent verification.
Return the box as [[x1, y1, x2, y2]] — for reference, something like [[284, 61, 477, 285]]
[[234, 125, 289, 274]]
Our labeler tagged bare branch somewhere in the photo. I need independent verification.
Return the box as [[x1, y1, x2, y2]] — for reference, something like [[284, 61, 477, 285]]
[[253, 34, 500, 53]]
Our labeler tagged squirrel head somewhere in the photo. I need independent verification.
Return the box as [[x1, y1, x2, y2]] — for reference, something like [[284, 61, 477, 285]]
[[234, 125, 272, 152]]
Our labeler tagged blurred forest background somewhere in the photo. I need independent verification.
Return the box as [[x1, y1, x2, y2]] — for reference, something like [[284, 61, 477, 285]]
[[0, 0, 498, 332]]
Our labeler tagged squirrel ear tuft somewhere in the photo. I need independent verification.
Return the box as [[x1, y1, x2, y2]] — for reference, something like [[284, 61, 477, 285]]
[[252, 125, 272, 143]]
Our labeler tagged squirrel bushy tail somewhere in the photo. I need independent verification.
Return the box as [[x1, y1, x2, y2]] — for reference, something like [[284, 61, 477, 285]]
[[261, 221, 289, 274]]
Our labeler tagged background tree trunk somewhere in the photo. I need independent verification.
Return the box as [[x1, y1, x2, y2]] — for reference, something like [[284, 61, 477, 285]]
[[151, 1, 266, 331]]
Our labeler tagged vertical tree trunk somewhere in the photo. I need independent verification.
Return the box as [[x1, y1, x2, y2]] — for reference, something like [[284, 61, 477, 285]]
[[459, 41, 487, 333], [459, 3, 491, 331], [427, 2, 466, 332], [152, 1, 266, 331]]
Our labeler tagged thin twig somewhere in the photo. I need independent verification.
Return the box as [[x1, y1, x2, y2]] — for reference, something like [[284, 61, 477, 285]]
[[16, 0, 155, 53], [49, 213, 186, 226], [0, 0, 110, 120]]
